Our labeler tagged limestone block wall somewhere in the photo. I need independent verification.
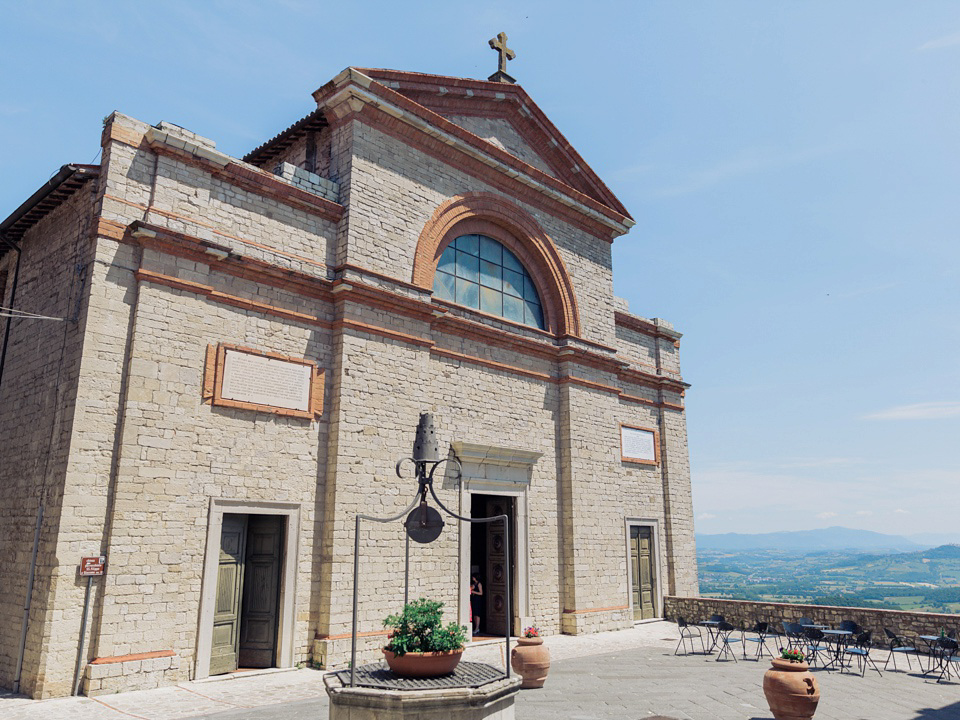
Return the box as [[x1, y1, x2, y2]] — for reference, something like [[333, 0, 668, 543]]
[[336, 121, 617, 348], [100, 114, 339, 280], [87, 250, 332, 676], [0, 187, 97, 697], [52, 110, 342, 694], [442, 115, 558, 179]]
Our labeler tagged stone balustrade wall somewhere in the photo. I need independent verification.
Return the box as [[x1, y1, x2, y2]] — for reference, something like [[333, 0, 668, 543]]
[[664, 595, 959, 647]]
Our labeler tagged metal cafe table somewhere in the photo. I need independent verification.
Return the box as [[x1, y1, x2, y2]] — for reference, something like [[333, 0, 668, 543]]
[[700, 620, 722, 653], [918, 635, 951, 675], [820, 629, 853, 669]]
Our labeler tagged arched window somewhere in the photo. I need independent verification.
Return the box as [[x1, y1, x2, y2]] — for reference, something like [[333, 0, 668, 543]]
[[433, 234, 545, 329]]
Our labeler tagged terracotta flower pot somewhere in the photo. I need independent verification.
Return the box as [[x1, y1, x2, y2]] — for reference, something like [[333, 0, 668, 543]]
[[511, 637, 551, 688], [382, 648, 463, 678], [763, 658, 820, 720]]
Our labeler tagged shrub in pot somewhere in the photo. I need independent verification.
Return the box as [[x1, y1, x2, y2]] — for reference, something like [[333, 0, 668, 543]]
[[382, 598, 467, 677]]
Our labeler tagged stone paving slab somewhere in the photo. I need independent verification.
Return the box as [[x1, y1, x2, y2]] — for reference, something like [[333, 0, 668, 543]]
[[2, 621, 960, 720]]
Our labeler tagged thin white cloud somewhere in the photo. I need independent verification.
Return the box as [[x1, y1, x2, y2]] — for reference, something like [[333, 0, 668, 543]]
[[817, 511, 838, 520], [863, 401, 960, 421], [855, 510, 873, 517], [0, 103, 28, 117], [918, 31, 960, 51], [654, 144, 841, 197], [894, 509, 910, 515], [832, 281, 903, 300], [698, 513, 717, 520]]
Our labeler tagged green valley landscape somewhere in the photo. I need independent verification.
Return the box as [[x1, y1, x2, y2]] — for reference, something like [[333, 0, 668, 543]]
[[697, 528, 960, 613]]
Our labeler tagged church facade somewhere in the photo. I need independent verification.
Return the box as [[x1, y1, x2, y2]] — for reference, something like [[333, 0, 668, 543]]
[[0, 65, 697, 698]]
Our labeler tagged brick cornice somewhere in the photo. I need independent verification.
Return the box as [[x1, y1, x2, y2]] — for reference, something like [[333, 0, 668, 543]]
[[141, 129, 343, 224], [128, 220, 333, 304], [124, 221, 685, 404], [314, 74, 631, 241], [135, 269, 332, 330], [614, 310, 683, 345], [619, 365, 689, 394], [355, 68, 630, 218]]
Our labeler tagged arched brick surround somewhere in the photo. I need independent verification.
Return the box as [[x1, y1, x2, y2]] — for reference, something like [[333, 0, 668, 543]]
[[412, 193, 581, 336]]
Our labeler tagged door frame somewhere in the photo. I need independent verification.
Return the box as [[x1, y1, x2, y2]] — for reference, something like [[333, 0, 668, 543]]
[[460, 481, 529, 636], [196, 499, 300, 679], [624, 518, 663, 622]]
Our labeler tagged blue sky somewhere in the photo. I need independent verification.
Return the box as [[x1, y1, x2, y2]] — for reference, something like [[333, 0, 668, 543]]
[[2, 2, 958, 536]]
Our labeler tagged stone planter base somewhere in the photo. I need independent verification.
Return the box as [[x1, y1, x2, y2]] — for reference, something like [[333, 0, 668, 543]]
[[325, 669, 520, 720]]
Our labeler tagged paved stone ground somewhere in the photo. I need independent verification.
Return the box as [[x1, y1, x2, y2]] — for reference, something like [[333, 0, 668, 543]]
[[2, 622, 959, 720]]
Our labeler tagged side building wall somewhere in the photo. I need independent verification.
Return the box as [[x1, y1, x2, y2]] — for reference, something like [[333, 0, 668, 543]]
[[68, 112, 341, 695], [0, 187, 98, 697]]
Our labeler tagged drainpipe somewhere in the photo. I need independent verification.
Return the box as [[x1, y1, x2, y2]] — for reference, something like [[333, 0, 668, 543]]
[[0, 234, 21, 389], [13, 503, 43, 694]]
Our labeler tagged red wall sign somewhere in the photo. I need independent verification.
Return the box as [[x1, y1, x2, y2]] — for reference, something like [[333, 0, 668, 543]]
[[79, 556, 106, 576]]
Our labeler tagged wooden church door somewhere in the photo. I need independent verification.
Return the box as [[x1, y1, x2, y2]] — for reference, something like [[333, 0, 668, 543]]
[[484, 497, 514, 636], [630, 525, 657, 620], [210, 514, 283, 675], [238, 515, 284, 667], [210, 514, 247, 675]]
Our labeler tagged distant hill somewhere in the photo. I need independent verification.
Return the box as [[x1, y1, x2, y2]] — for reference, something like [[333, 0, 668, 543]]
[[696, 526, 925, 553], [908, 533, 960, 547]]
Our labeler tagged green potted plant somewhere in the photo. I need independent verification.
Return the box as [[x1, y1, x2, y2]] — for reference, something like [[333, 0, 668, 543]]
[[382, 598, 467, 677], [762, 647, 820, 720], [511, 625, 550, 688]]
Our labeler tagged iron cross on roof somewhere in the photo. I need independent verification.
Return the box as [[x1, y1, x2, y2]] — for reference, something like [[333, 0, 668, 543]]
[[488, 32, 516, 84]]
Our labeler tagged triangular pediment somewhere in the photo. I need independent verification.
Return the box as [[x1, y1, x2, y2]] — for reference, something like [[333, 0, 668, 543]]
[[354, 69, 630, 220]]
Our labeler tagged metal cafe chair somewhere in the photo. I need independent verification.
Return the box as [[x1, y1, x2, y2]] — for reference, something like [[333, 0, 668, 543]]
[[839, 620, 860, 634], [781, 621, 805, 650], [937, 638, 960, 683], [715, 621, 742, 662], [675, 617, 706, 656], [883, 628, 917, 672], [803, 627, 830, 669], [843, 631, 882, 677], [743, 621, 773, 660]]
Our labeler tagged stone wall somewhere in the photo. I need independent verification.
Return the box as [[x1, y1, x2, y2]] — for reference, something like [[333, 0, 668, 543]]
[[664, 595, 960, 645], [0, 186, 97, 697], [338, 120, 618, 348]]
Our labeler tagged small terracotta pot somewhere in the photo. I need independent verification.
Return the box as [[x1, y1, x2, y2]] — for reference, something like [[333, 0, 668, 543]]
[[382, 648, 463, 678], [511, 637, 551, 688], [763, 658, 820, 720]]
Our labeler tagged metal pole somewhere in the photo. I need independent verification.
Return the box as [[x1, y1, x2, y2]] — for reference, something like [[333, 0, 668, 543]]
[[13, 504, 42, 694], [404, 533, 410, 607], [72, 576, 93, 696], [503, 514, 511, 678], [350, 514, 361, 688]]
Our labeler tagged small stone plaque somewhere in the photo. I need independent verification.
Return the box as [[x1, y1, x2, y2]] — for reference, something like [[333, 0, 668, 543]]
[[221, 348, 312, 412], [203, 343, 324, 420], [620, 424, 659, 465]]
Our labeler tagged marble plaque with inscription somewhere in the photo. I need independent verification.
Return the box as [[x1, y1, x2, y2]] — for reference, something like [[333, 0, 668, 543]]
[[221, 348, 312, 412], [621, 426, 656, 463]]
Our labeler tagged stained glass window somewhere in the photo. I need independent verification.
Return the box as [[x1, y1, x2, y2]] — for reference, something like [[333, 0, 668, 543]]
[[433, 234, 545, 330]]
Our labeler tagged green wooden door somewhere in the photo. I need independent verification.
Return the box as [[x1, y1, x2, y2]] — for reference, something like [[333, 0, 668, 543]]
[[210, 514, 247, 675], [630, 526, 657, 621], [238, 515, 283, 668]]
